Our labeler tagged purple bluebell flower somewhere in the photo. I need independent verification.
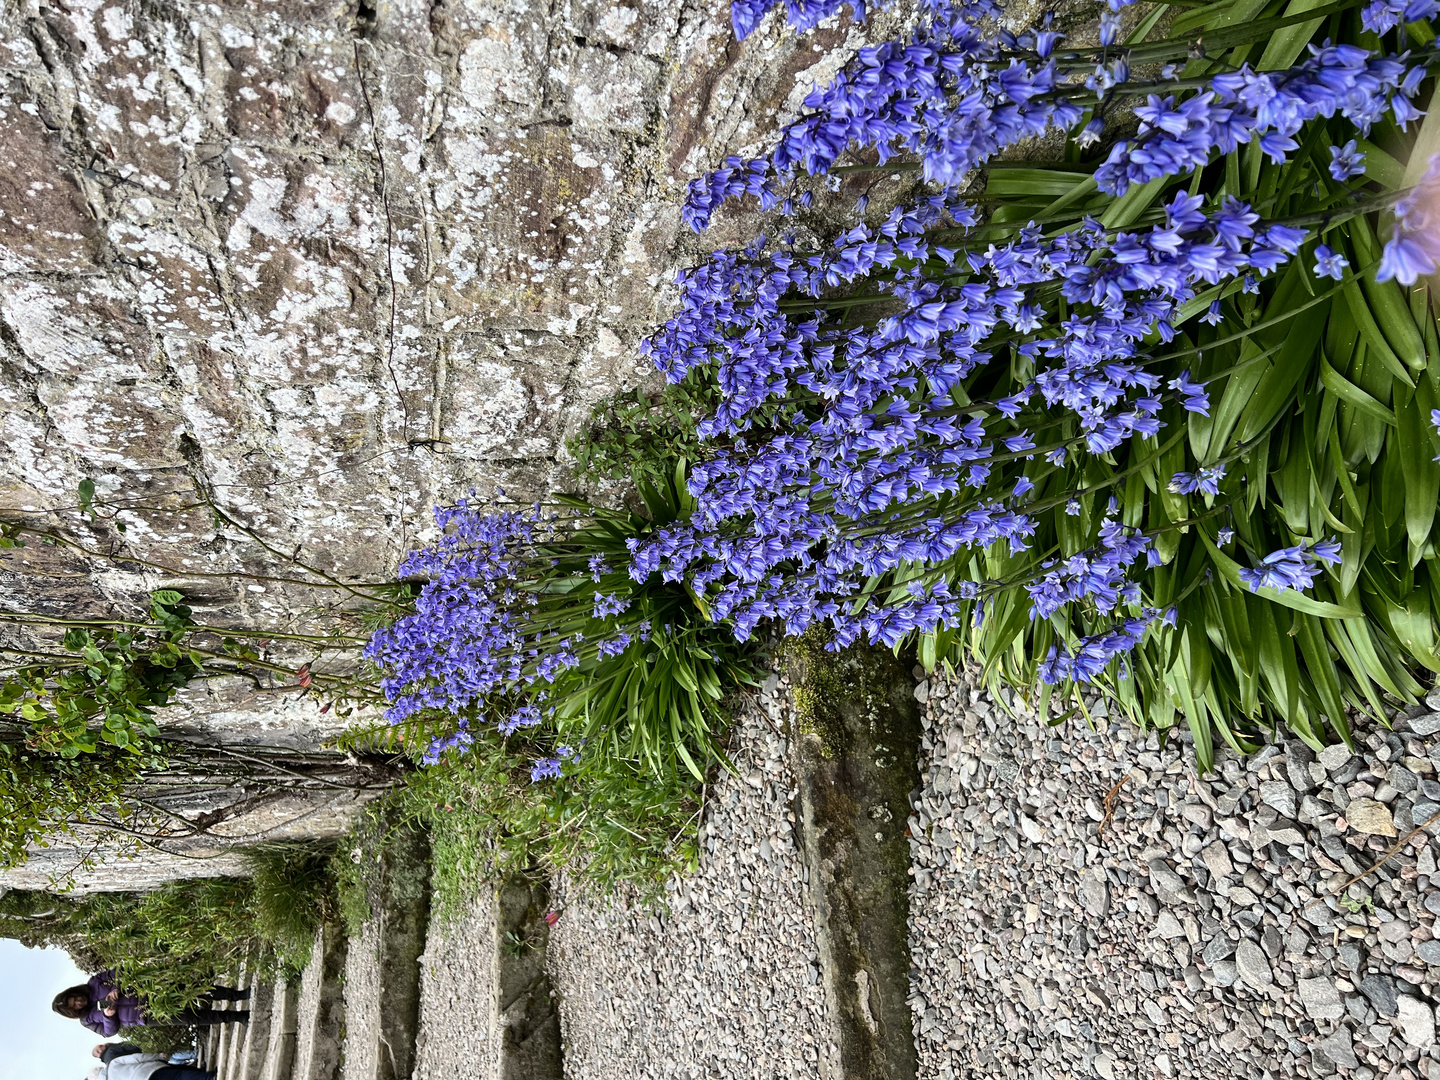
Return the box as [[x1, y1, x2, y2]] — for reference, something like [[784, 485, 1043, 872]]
[[1238, 538, 1340, 593], [1329, 140, 1366, 181], [1099, 9, 1122, 45], [1313, 245, 1349, 280], [1376, 153, 1440, 285], [1168, 463, 1227, 496], [530, 757, 565, 782], [593, 592, 630, 619]]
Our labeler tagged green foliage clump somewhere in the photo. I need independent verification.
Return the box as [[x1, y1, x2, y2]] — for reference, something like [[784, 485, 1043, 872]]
[[240, 843, 336, 970], [337, 715, 707, 916], [0, 591, 198, 757], [566, 369, 725, 486], [0, 741, 161, 870], [0, 845, 337, 1021]]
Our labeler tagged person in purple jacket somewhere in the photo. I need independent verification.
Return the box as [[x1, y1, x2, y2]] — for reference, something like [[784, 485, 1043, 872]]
[[50, 970, 250, 1035]]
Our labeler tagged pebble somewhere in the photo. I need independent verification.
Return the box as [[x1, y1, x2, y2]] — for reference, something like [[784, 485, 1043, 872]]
[[1398, 995, 1437, 1048], [1360, 975, 1400, 1017], [1298, 977, 1344, 1020], [1155, 911, 1185, 939], [1235, 940, 1273, 990], [1317, 1027, 1359, 1069], [1410, 713, 1440, 737], [1148, 861, 1195, 904], [1346, 798, 1398, 836], [1260, 780, 1298, 818], [1319, 743, 1354, 771], [1080, 868, 1109, 917]]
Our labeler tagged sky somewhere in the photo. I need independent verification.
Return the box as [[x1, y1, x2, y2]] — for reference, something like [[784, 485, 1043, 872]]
[[0, 938, 105, 1080]]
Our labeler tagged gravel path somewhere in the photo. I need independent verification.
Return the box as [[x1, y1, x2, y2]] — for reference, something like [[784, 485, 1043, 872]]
[[547, 675, 834, 1079], [907, 670, 1440, 1080], [412, 895, 499, 1080]]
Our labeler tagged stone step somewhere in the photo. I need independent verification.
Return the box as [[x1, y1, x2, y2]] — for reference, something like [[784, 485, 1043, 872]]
[[493, 879, 562, 1079], [258, 977, 301, 1080], [236, 976, 276, 1080], [219, 960, 253, 1080], [291, 921, 346, 1080], [342, 826, 431, 1080], [412, 877, 560, 1080]]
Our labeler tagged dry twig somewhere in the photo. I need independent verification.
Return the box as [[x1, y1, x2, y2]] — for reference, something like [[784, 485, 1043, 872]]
[[1097, 774, 1130, 837], [1304, 805, 1440, 912]]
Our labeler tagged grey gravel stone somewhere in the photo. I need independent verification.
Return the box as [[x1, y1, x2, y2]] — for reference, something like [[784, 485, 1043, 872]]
[[1409, 712, 1440, 737], [1259, 780, 1298, 818], [1235, 940, 1273, 990], [1286, 743, 1318, 793], [1212, 960, 1239, 987], [1338, 942, 1366, 971], [1080, 868, 1109, 917], [1155, 911, 1185, 939], [1359, 975, 1400, 1017], [1317, 1026, 1359, 1069], [1318, 743, 1354, 771], [1397, 995, 1437, 1048], [1298, 977, 1344, 1020], [1204, 936, 1237, 964], [1148, 861, 1195, 904], [1416, 939, 1440, 965], [1202, 843, 1234, 880]]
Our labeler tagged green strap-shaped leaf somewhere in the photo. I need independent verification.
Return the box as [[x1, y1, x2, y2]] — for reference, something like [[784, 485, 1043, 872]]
[[1397, 382, 1440, 552], [1387, 589, 1440, 673], [1256, 0, 1337, 70], [985, 169, 1095, 197], [1237, 300, 1326, 443], [1357, 140, 1405, 188], [1294, 613, 1352, 745], [1319, 351, 1397, 426], [1343, 278, 1417, 388]]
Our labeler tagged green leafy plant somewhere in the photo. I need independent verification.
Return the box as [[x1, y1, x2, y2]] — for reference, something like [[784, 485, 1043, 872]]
[[341, 724, 705, 915], [240, 843, 336, 970], [567, 369, 726, 486], [0, 591, 199, 757], [929, 79, 1440, 766], [0, 740, 161, 870]]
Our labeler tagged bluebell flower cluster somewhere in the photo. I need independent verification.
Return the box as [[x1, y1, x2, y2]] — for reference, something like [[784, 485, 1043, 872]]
[[1238, 538, 1342, 593], [688, 0, 1423, 233], [1362, 0, 1440, 35], [624, 0, 1436, 691], [1095, 46, 1423, 195], [731, 0, 863, 40], [365, 501, 642, 772], [1026, 517, 1152, 621], [633, 168, 1321, 677], [1168, 463, 1227, 496], [685, 0, 1091, 228], [1037, 610, 1167, 685]]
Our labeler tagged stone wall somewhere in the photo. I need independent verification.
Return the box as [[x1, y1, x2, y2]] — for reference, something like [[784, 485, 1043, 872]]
[[0, 0, 896, 886]]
